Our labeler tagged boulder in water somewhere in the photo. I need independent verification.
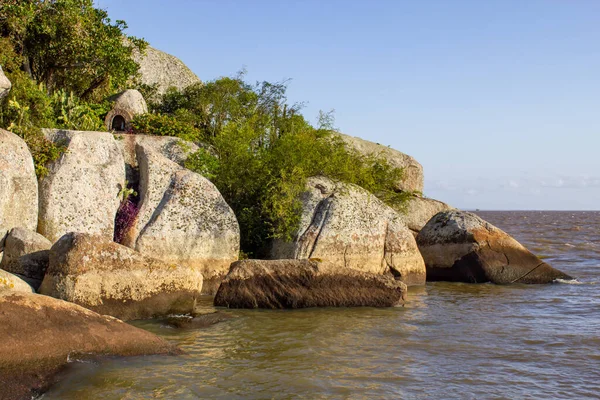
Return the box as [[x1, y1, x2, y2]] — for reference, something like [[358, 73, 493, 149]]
[[0, 228, 52, 289], [214, 259, 407, 309], [416, 210, 572, 284], [39, 232, 203, 320]]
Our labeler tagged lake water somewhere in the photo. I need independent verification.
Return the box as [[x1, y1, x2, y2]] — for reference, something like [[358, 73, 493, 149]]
[[42, 211, 600, 399]]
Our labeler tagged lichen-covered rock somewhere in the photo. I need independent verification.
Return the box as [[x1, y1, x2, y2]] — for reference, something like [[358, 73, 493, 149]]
[[215, 259, 407, 309], [0, 228, 51, 287], [122, 144, 239, 294], [270, 176, 426, 286], [105, 89, 148, 131], [417, 210, 573, 284], [0, 66, 11, 99], [337, 133, 424, 193], [38, 130, 125, 242], [0, 129, 38, 248], [0, 291, 177, 400], [132, 45, 201, 96], [0, 270, 33, 293], [39, 232, 203, 321], [399, 195, 454, 234]]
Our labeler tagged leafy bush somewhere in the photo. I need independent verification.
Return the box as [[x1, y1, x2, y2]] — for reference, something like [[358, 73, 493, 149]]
[[130, 113, 203, 142], [51, 90, 109, 131]]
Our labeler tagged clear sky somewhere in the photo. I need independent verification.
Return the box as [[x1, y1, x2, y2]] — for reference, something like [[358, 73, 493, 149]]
[[96, 0, 600, 210]]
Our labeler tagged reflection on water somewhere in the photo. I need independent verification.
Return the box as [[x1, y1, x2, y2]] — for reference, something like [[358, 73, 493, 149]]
[[43, 212, 600, 399]]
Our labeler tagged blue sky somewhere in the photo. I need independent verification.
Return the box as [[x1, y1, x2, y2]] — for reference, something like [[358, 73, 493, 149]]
[[96, 0, 600, 210]]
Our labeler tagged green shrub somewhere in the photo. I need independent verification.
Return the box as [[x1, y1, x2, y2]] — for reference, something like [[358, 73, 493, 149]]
[[130, 113, 203, 142]]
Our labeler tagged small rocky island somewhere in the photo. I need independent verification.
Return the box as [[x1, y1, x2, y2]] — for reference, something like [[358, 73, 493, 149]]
[[0, 8, 572, 398]]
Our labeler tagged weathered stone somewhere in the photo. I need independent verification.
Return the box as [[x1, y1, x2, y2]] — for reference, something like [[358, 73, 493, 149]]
[[215, 259, 407, 309], [399, 195, 454, 234], [38, 130, 125, 242], [417, 210, 573, 284], [105, 89, 148, 131], [39, 232, 203, 321], [123, 144, 239, 294], [0, 129, 38, 247], [337, 133, 424, 193], [0, 66, 11, 99], [0, 228, 51, 286], [0, 270, 33, 293], [270, 176, 426, 286], [0, 291, 177, 400], [132, 45, 201, 97]]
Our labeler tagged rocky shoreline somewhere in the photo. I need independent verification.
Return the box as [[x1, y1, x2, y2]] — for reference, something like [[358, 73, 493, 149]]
[[0, 70, 572, 399]]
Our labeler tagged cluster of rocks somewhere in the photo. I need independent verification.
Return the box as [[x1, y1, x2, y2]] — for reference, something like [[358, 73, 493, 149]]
[[0, 66, 573, 397]]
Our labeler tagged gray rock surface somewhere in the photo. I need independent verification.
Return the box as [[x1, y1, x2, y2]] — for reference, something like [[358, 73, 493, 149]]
[[105, 89, 148, 131], [38, 130, 125, 242], [270, 176, 426, 286], [337, 133, 424, 193], [122, 144, 239, 294], [214, 259, 407, 309], [39, 232, 203, 321], [417, 210, 573, 284], [0, 270, 33, 293], [0, 228, 51, 286], [0, 291, 177, 400], [132, 45, 201, 96], [0, 66, 11, 99], [0, 129, 38, 247], [399, 195, 454, 233]]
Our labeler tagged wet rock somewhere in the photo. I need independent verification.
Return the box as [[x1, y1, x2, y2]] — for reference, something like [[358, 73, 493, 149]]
[[0, 270, 33, 293], [214, 259, 407, 309], [0, 66, 11, 99], [39, 232, 203, 321], [0, 129, 38, 247], [38, 130, 125, 242], [337, 133, 423, 193], [416, 210, 573, 284], [123, 144, 239, 294], [0, 228, 51, 288], [0, 291, 177, 400], [270, 176, 426, 286], [164, 312, 235, 329]]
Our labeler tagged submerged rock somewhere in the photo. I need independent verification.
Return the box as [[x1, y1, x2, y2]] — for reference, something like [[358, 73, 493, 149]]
[[337, 133, 424, 193], [416, 210, 573, 284], [123, 144, 239, 294], [214, 259, 407, 309], [0, 270, 33, 293], [164, 312, 235, 329], [0, 228, 51, 288], [0, 129, 38, 246], [270, 176, 426, 286], [38, 130, 125, 242], [39, 232, 203, 320], [0, 291, 177, 400]]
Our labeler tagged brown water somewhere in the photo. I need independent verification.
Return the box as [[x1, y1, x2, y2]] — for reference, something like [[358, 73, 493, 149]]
[[42, 211, 600, 399]]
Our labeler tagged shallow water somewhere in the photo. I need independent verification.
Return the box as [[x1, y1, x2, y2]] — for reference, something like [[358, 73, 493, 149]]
[[43, 211, 600, 399]]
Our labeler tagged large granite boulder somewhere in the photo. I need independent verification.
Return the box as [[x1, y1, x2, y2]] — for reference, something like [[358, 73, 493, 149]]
[[337, 133, 424, 193], [417, 210, 573, 284], [0, 270, 33, 293], [132, 45, 201, 96], [105, 89, 148, 131], [399, 195, 454, 234], [0, 66, 11, 99], [122, 144, 239, 294], [0, 291, 177, 400], [38, 130, 125, 242], [39, 232, 203, 320], [270, 176, 426, 286], [0, 228, 52, 288], [214, 259, 407, 309], [0, 129, 38, 248]]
